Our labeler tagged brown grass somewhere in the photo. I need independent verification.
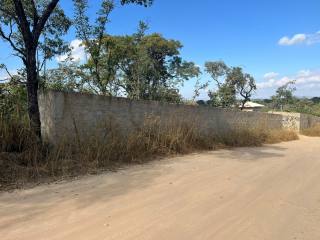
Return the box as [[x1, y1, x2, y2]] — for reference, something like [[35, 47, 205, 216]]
[[264, 129, 299, 143], [0, 115, 299, 190], [301, 124, 320, 137]]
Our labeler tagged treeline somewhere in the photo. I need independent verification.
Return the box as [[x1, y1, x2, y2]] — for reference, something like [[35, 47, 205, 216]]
[[45, 21, 201, 103], [195, 79, 320, 117], [265, 97, 320, 117], [255, 81, 320, 116], [0, 0, 258, 125]]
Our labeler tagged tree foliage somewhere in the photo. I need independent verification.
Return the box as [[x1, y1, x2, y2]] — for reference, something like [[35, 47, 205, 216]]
[[114, 23, 200, 101], [0, 0, 71, 75], [120, 0, 153, 6], [72, 0, 156, 97], [204, 61, 256, 108], [229, 67, 257, 109], [271, 81, 296, 111], [58, 15, 200, 102]]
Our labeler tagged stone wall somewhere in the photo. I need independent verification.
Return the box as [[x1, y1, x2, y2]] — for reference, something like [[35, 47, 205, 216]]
[[269, 112, 301, 131], [269, 111, 320, 131], [39, 90, 286, 144]]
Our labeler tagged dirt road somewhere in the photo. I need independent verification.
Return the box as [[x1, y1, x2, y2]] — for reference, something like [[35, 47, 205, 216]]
[[1, 136, 320, 240]]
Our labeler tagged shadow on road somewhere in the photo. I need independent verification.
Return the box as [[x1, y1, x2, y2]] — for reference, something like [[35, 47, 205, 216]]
[[207, 145, 287, 161]]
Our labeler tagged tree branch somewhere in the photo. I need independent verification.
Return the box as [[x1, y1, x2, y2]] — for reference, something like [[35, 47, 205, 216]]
[[30, 0, 39, 28], [0, 64, 13, 80], [33, 0, 60, 41], [13, 0, 33, 46], [0, 22, 26, 58]]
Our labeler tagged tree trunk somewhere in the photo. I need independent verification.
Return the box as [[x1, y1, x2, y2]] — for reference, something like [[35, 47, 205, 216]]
[[240, 100, 246, 111], [26, 48, 41, 139]]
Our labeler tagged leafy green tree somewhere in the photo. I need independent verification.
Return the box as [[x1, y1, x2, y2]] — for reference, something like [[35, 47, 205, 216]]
[[205, 61, 229, 87], [44, 61, 91, 92], [121, 0, 153, 5], [0, 0, 71, 137], [272, 81, 296, 111], [115, 24, 200, 102], [0, 65, 28, 119], [73, 0, 115, 95], [73, 0, 153, 96], [311, 97, 320, 104], [205, 61, 235, 107], [204, 61, 256, 108], [227, 67, 257, 110], [68, 19, 200, 102]]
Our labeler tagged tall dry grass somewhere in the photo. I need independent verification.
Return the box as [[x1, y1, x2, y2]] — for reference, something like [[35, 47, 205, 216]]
[[0, 115, 298, 190], [301, 124, 320, 137]]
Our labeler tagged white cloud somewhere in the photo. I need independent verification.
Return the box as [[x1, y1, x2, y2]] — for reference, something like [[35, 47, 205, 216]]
[[257, 72, 280, 88], [306, 31, 320, 45], [56, 39, 86, 62], [257, 78, 276, 89], [263, 72, 279, 79], [278, 31, 320, 46], [258, 69, 320, 90], [278, 34, 306, 46], [276, 76, 292, 86], [297, 69, 311, 78]]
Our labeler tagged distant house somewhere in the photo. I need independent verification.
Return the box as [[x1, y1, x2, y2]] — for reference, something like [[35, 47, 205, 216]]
[[239, 101, 265, 112]]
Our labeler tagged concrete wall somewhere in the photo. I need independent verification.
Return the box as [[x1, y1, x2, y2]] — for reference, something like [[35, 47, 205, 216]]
[[300, 113, 320, 130], [269, 112, 301, 131], [269, 111, 320, 131], [39, 90, 287, 144]]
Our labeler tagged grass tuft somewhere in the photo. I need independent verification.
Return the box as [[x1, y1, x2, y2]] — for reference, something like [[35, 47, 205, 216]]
[[264, 129, 299, 144], [301, 124, 320, 137]]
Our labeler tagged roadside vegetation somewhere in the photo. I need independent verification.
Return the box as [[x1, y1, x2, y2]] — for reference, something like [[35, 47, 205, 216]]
[[301, 124, 320, 137], [0, 108, 298, 190]]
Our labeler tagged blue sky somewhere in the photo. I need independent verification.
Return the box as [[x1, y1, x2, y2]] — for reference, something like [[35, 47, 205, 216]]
[[1, 0, 320, 99]]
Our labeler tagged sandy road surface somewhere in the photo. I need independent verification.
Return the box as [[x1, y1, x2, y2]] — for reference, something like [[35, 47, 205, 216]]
[[1, 136, 320, 240]]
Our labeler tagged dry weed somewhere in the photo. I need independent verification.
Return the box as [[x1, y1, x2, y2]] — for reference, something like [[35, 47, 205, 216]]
[[0, 115, 299, 190], [301, 124, 320, 137]]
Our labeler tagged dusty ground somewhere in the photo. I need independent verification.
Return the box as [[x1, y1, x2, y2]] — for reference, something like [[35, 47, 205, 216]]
[[1, 136, 320, 240]]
